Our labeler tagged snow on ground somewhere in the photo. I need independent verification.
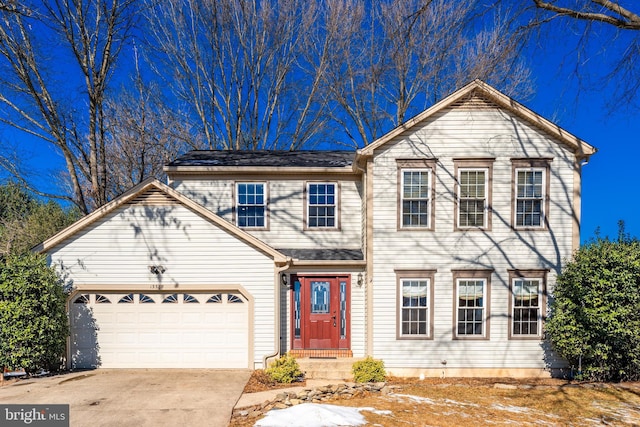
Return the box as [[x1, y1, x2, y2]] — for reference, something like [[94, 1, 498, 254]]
[[253, 403, 391, 427]]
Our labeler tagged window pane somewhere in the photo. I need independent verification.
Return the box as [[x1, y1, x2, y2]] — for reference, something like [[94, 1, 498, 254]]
[[401, 279, 429, 336], [308, 183, 337, 228], [311, 281, 330, 313], [515, 169, 544, 227], [459, 169, 486, 228], [294, 280, 301, 338], [401, 170, 430, 228], [457, 279, 485, 336], [513, 279, 541, 335], [237, 183, 266, 228]]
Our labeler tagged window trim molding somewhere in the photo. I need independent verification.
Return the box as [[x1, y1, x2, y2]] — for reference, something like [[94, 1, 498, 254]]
[[396, 159, 437, 231], [452, 269, 493, 340], [233, 181, 269, 230], [303, 181, 341, 230], [511, 158, 552, 230], [453, 158, 494, 231], [395, 269, 436, 340], [508, 269, 548, 340]]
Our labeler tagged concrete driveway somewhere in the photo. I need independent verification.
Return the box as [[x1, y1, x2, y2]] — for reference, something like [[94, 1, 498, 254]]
[[0, 369, 252, 426]]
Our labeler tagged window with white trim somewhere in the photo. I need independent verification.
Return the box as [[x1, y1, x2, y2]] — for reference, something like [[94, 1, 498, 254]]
[[458, 169, 487, 228], [401, 169, 431, 228], [398, 277, 431, 337], [307, 182, 337, 228], [509, 270, 546, 339], [457, 279, 487, 337], [515, 169, 544, 227], [236, 182, 266, 228], [512, 278, 542, 336]]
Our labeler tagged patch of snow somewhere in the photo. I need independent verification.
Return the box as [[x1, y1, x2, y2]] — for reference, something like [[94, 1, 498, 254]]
[[443, 398, 480, 408], [389, 393, 436, 404], [254, 403, 391, 427], [490, 403, 531, 414]]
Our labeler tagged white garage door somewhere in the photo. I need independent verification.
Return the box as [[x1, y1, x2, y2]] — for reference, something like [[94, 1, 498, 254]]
[[69, 292, 249, 369]]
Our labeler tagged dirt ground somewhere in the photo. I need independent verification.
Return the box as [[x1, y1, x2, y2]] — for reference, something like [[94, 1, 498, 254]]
[[233, 373, 640, 426]]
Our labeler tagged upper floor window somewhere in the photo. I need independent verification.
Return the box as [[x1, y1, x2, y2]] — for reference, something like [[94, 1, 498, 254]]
[[397, 159, 436, 230], [455, 159, 493, 230], [396, 269, 435, 339], [306, 182, 337, 228], [512, 159, 551, 229], [236, 182, 266, 228], [452, 269, 492, 339], [508, 269, 547, 339]]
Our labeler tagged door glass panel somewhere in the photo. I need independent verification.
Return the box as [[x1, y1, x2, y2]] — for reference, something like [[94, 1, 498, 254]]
[[294, 280, 301, 338], [293, 280, 300, 338], [340, 280, 347, 338], [310, 281, 330, 314]]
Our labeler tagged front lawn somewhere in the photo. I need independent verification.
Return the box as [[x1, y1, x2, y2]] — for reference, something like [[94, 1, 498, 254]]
[[231, 376, 640, 426]]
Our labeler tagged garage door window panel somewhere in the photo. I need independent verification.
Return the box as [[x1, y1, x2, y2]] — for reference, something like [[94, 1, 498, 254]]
[[139, 294, 155, 303], [74, 294, 89, 304], [207, 294, 222, 303], [95, 294, 111, 304], [119, 294, 134, 303], [162, 294, 178, 303], [183, 294, 199, 303]]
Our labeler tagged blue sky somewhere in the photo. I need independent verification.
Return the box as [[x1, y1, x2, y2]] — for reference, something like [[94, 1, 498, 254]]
[[521, 28, 639, 242]]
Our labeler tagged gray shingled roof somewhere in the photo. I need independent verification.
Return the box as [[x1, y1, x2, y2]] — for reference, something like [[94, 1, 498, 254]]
[[277, 248, 363, 261], [167, 150, 355, 168]]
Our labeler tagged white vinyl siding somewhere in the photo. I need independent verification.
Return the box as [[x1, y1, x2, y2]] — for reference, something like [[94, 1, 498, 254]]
[[173, 177, 362, 250], [370, 106, 575, 371], [48, 196, 276, 369]]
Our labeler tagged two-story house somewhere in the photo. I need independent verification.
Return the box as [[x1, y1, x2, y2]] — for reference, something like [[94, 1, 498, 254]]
[[36, 80, 596, 377]]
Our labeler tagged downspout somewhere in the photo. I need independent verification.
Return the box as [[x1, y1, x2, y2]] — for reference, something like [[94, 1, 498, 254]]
[[263, 258, 293, 368]]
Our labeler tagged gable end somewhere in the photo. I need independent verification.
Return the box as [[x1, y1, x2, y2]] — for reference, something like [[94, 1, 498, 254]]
[[127, 188, 180, 206]]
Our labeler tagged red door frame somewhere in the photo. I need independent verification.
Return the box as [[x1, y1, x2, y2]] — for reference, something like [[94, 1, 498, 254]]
[[290, 274, 351, 350]]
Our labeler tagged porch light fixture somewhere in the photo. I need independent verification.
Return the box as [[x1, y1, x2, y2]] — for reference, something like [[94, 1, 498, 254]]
[[357, 272, 364, 287], [281, 274, 288, 287], [149, 265, 165, 275]]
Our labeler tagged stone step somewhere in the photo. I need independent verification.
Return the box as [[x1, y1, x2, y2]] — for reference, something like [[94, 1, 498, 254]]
[[295, 357, 363, 381]]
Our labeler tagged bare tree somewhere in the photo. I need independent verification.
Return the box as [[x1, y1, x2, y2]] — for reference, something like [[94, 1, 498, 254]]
[[533, 1, 640, 30], [318, 0, 532, 146], [0, 0, 136, 213], [146, 0, 532, 149], [531, 1, 640, 110], [144, 0, 329, 151], [103, 51, 194, 198]]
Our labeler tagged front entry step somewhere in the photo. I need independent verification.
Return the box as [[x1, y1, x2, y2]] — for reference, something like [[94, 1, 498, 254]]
[[294, 357, 363, 381], [289, 349, 353, 358]]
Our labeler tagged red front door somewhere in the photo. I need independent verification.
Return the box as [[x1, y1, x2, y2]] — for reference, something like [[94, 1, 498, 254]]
[[307, 279, 339, 349], [291, 275, 350, 350]]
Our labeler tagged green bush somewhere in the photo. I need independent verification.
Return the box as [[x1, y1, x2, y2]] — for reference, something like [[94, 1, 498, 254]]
[[352, 356, 386, 383], [0, 253, 68, 374], [546, 223, 640, 382], [265, 353, 303, 384]]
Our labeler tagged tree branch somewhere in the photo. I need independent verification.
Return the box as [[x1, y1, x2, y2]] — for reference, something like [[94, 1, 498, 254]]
[[534, 0, 640, 30]]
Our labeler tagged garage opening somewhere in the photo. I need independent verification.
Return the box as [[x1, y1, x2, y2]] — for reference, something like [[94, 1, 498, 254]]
[[69, 292, 249, 369]]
